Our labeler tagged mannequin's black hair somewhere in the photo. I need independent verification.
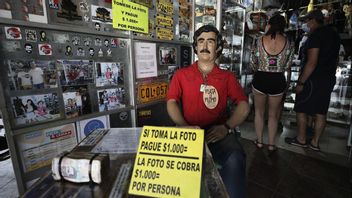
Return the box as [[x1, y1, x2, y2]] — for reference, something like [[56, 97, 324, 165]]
[[192, 25, 224, 57]]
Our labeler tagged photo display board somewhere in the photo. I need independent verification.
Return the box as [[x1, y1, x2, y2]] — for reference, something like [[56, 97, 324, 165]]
[[0, 23, 131, 128]]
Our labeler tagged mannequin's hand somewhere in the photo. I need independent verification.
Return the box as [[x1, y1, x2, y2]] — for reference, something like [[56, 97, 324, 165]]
[[206, 125, 228, 143]]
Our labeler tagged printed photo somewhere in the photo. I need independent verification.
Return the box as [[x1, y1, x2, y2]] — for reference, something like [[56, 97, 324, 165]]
[[97, 88, 126, 112], [159, 47, 176, 65], [57, 60, 94, 85], [0, 0, 12, 19], [95, 62, 123, 86], [91, 5, 112, 24], [11, 93, 60, 126], [178, 17, 191, 40], [168, 65, 177, 82], [62, 85, 91, 118], [7, 60, 57, 90], [25, 29, 37, 42]]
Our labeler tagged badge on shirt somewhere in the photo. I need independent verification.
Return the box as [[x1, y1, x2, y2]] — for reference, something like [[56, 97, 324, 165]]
[[200, 84, 206, 92], [203, 85, 219, 109]]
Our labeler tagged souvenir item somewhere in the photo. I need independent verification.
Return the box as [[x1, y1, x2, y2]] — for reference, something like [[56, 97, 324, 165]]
[[25, 29, 37, 42], [111, 38, 118, 48], [5, 27, 22, 40], [39, 31, 48, 42], [95, 38, 102, 46], [104, 39, 109, 47], [106, 48, 112, 57], [98, 48, 103, 57], [72, 36, 80, 46], [88, 48, 95, 56], [77, 47, 85, 56], [65, 45, 73, 56], [83, 37, 92, 46], [38, 44, 53, 55], [24, 43, 33, 54]]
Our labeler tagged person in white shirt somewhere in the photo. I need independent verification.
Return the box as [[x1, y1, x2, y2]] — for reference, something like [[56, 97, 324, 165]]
[[17, 68, 32, 90], [29, 61, 44, 89]]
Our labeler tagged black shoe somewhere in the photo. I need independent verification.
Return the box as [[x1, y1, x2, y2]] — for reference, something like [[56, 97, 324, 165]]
[[285, 137, 308, 148]]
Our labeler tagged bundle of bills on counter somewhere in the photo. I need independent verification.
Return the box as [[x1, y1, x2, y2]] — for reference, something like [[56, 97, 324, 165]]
[[52, 152, 110, 184]]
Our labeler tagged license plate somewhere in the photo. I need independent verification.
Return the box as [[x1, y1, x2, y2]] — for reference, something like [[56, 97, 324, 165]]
[[137, 82, 168, 103]]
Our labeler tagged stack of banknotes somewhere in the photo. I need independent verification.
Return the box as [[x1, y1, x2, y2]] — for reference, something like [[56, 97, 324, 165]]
[[52, 152, 110, 184]]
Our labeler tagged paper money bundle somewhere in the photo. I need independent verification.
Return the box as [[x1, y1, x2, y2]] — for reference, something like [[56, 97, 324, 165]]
[[52, 152, 110, 184]]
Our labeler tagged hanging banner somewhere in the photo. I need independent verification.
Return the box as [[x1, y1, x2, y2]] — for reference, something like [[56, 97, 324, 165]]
[[129, 126, 204, 198], [157, 27, 173, 40], [156, 14, 173, 28], [112, 0, 148, 34]]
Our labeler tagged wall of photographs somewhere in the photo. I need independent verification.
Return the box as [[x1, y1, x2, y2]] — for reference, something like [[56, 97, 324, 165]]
[[0, 0, 193, 195]]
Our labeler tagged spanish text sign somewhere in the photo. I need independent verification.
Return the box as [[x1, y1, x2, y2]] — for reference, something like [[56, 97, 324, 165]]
[[129, 126, 204, 198], [112, 0, 148, 33]]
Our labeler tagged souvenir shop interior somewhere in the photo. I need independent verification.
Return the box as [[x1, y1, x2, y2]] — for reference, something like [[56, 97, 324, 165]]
[[0, 0, 351, 197]]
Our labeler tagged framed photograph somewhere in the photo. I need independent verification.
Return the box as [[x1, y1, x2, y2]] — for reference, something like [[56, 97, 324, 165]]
[[95, 62, 123, 86], [7, 60, 57, 90], [62, 85, 91, 118], [97, 88, 126, 112], [159, 46, 176, 65], [11, 93, 60, 126], [57, 60, 94, 85]]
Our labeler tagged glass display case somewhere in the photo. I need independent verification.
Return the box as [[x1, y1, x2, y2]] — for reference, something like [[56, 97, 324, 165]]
[[219, 2, 245, 77]]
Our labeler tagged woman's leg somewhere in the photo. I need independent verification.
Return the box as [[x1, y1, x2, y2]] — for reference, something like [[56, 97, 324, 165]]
[[267, 94, 284, 149], [253, 88, 267, 145]]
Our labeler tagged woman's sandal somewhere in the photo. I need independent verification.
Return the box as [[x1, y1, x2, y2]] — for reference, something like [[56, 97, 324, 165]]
[[268, 144, 277, 153], [253, 140, 263, 149]]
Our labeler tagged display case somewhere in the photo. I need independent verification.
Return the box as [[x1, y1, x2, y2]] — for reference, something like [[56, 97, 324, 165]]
[[219, 2, 245, 77]]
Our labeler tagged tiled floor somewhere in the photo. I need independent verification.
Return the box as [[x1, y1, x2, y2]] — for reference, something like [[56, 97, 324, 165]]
[[0, 120, 351, 197]]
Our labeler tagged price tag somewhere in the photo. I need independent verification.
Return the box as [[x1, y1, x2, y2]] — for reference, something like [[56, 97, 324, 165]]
[[128, 126, 204, 198]]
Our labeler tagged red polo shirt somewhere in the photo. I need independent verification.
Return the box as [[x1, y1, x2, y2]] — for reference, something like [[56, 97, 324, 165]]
[[167, 62, 247, 128]]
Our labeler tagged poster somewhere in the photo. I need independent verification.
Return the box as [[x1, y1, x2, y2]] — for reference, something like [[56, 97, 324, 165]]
[[97, 88, 126, 112], [134, 42, 157, 79], [17, 123, 77, 172], [77, 115, 109, 141], [57, 59, 95, 85], [11, 93, 60, 126]]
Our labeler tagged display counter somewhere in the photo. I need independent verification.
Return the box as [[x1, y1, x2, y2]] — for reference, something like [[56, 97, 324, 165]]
[[21, 128, 228, 198]]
